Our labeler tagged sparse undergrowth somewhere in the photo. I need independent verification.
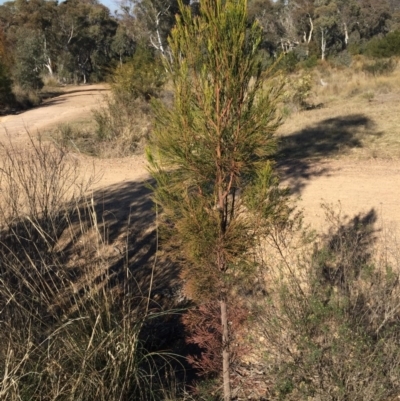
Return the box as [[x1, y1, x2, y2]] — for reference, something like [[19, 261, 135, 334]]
[[256, 204, 400, 401], [90, 46, 166, 158], [2, 54, 400, 400], [92, 94, 152, 157], [278, 56, 400, 160], [0, 135, 183, 401]]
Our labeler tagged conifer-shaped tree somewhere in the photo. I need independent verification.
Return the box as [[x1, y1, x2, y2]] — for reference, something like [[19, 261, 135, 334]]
[[148, 0, 286, 398]]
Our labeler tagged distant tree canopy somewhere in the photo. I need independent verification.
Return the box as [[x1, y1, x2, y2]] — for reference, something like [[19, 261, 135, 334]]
[[248, 0, 396, 60], [0, 0, 398, 101], [0, 0, 119, 85], [366, 30, 400, 57]]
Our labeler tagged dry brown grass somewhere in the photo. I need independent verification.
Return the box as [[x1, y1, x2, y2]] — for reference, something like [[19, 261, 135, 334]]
[[278, 57, 400, 160], [0, 134, 185, 401]]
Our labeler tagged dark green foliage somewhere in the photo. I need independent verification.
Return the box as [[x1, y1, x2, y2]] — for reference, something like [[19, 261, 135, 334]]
[[0, 61, 14, 107], [148, 0, 285, 301], [112, 45, 166, 101], [13, 31, 44, 90], [366, 30, 400, 57], [275, 52, 299, 73], [362, 58, 397, 76], [111, 25, 135, 64], [301, 54, 319, 69], [0, 0, 118, 85], [148, 0, 288, 397]]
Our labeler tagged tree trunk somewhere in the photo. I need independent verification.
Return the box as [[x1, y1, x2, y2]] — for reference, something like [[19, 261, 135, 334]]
[[343, 23, 348, 46], [321, 28, 326, 60], [45, 57, 53, 76], [220, 299, 231, 401], [307, 16, 313, 44]]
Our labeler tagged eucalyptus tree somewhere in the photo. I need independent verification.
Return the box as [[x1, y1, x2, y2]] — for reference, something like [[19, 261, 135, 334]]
[[117, 0, 190, 61], [357, 0, 391, 39], [57, 0, 117, 82], [148, 0, 287, 399], [0, 29, 13, 106]]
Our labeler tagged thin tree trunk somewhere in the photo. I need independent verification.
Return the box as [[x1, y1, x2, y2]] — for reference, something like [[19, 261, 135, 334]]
[[321, 28, 326, 60], [220, 299, 231, 401], [343, 22, 348, 46], [45, 58, 53, 76], [307, 16, 313, 44]]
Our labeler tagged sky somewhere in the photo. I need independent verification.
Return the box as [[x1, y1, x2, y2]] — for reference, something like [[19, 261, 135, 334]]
[[100, 0, 119, 15]]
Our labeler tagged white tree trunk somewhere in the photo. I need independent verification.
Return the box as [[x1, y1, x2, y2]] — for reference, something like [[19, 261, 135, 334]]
[[321, 28, 326, 60], [307, 16, 314, 44], [44, 57, 53, 76], [343, 22, 349, 46]]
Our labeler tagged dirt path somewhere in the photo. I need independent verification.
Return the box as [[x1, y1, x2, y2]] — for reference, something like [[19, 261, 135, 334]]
[[1, 85, 399, 237], [0, 84, 108, 140], [280, 158, 400, 233]]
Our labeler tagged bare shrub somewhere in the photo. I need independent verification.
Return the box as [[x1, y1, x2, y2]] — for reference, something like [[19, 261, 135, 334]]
[[0, 134, 90, 245]]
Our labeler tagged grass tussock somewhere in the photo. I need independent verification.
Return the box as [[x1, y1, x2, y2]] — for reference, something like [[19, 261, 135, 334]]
[[92, 94, 152, 157], [11, 83, 41, 108], [311, 56, 400, 105], [51, 96, 152, 158], [51, 123, 99, 156], [0, 135, 181, 401]]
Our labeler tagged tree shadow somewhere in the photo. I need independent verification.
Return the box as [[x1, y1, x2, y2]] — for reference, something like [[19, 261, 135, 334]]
[[314, 207, 378, 294], [276, 114, 382, 194], [0, 177, 185, 326], [37, 97, 68, 107], [3, 87, 108, 115], [59, 179, 184, 307], [0, 176, 196, 395]]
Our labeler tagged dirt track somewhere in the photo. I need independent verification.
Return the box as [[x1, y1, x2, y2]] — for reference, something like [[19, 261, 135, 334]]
[[280, 158, 400, 233], [0, 85, 108, 139], [1, 84, 399, 236]]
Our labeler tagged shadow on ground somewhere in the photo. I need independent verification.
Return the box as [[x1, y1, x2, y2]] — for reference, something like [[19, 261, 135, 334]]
[[276, 114, 382, 194], [0, 176, 195, 392], [62, 178, 182, 305], [317, 207, 378, 292], [72, 178, 194, 382], [0, 87, 108, 116]]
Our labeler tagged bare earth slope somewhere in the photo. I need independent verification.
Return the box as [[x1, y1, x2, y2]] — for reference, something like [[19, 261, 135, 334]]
[[0, 85, 108, 140], [0, 84, 399, 235]]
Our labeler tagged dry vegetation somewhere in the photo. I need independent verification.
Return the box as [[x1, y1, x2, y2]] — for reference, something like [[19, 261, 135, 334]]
[[0, 135, 187, 401], [1, 56, 400, 400], [279, 57, 400, 160]]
